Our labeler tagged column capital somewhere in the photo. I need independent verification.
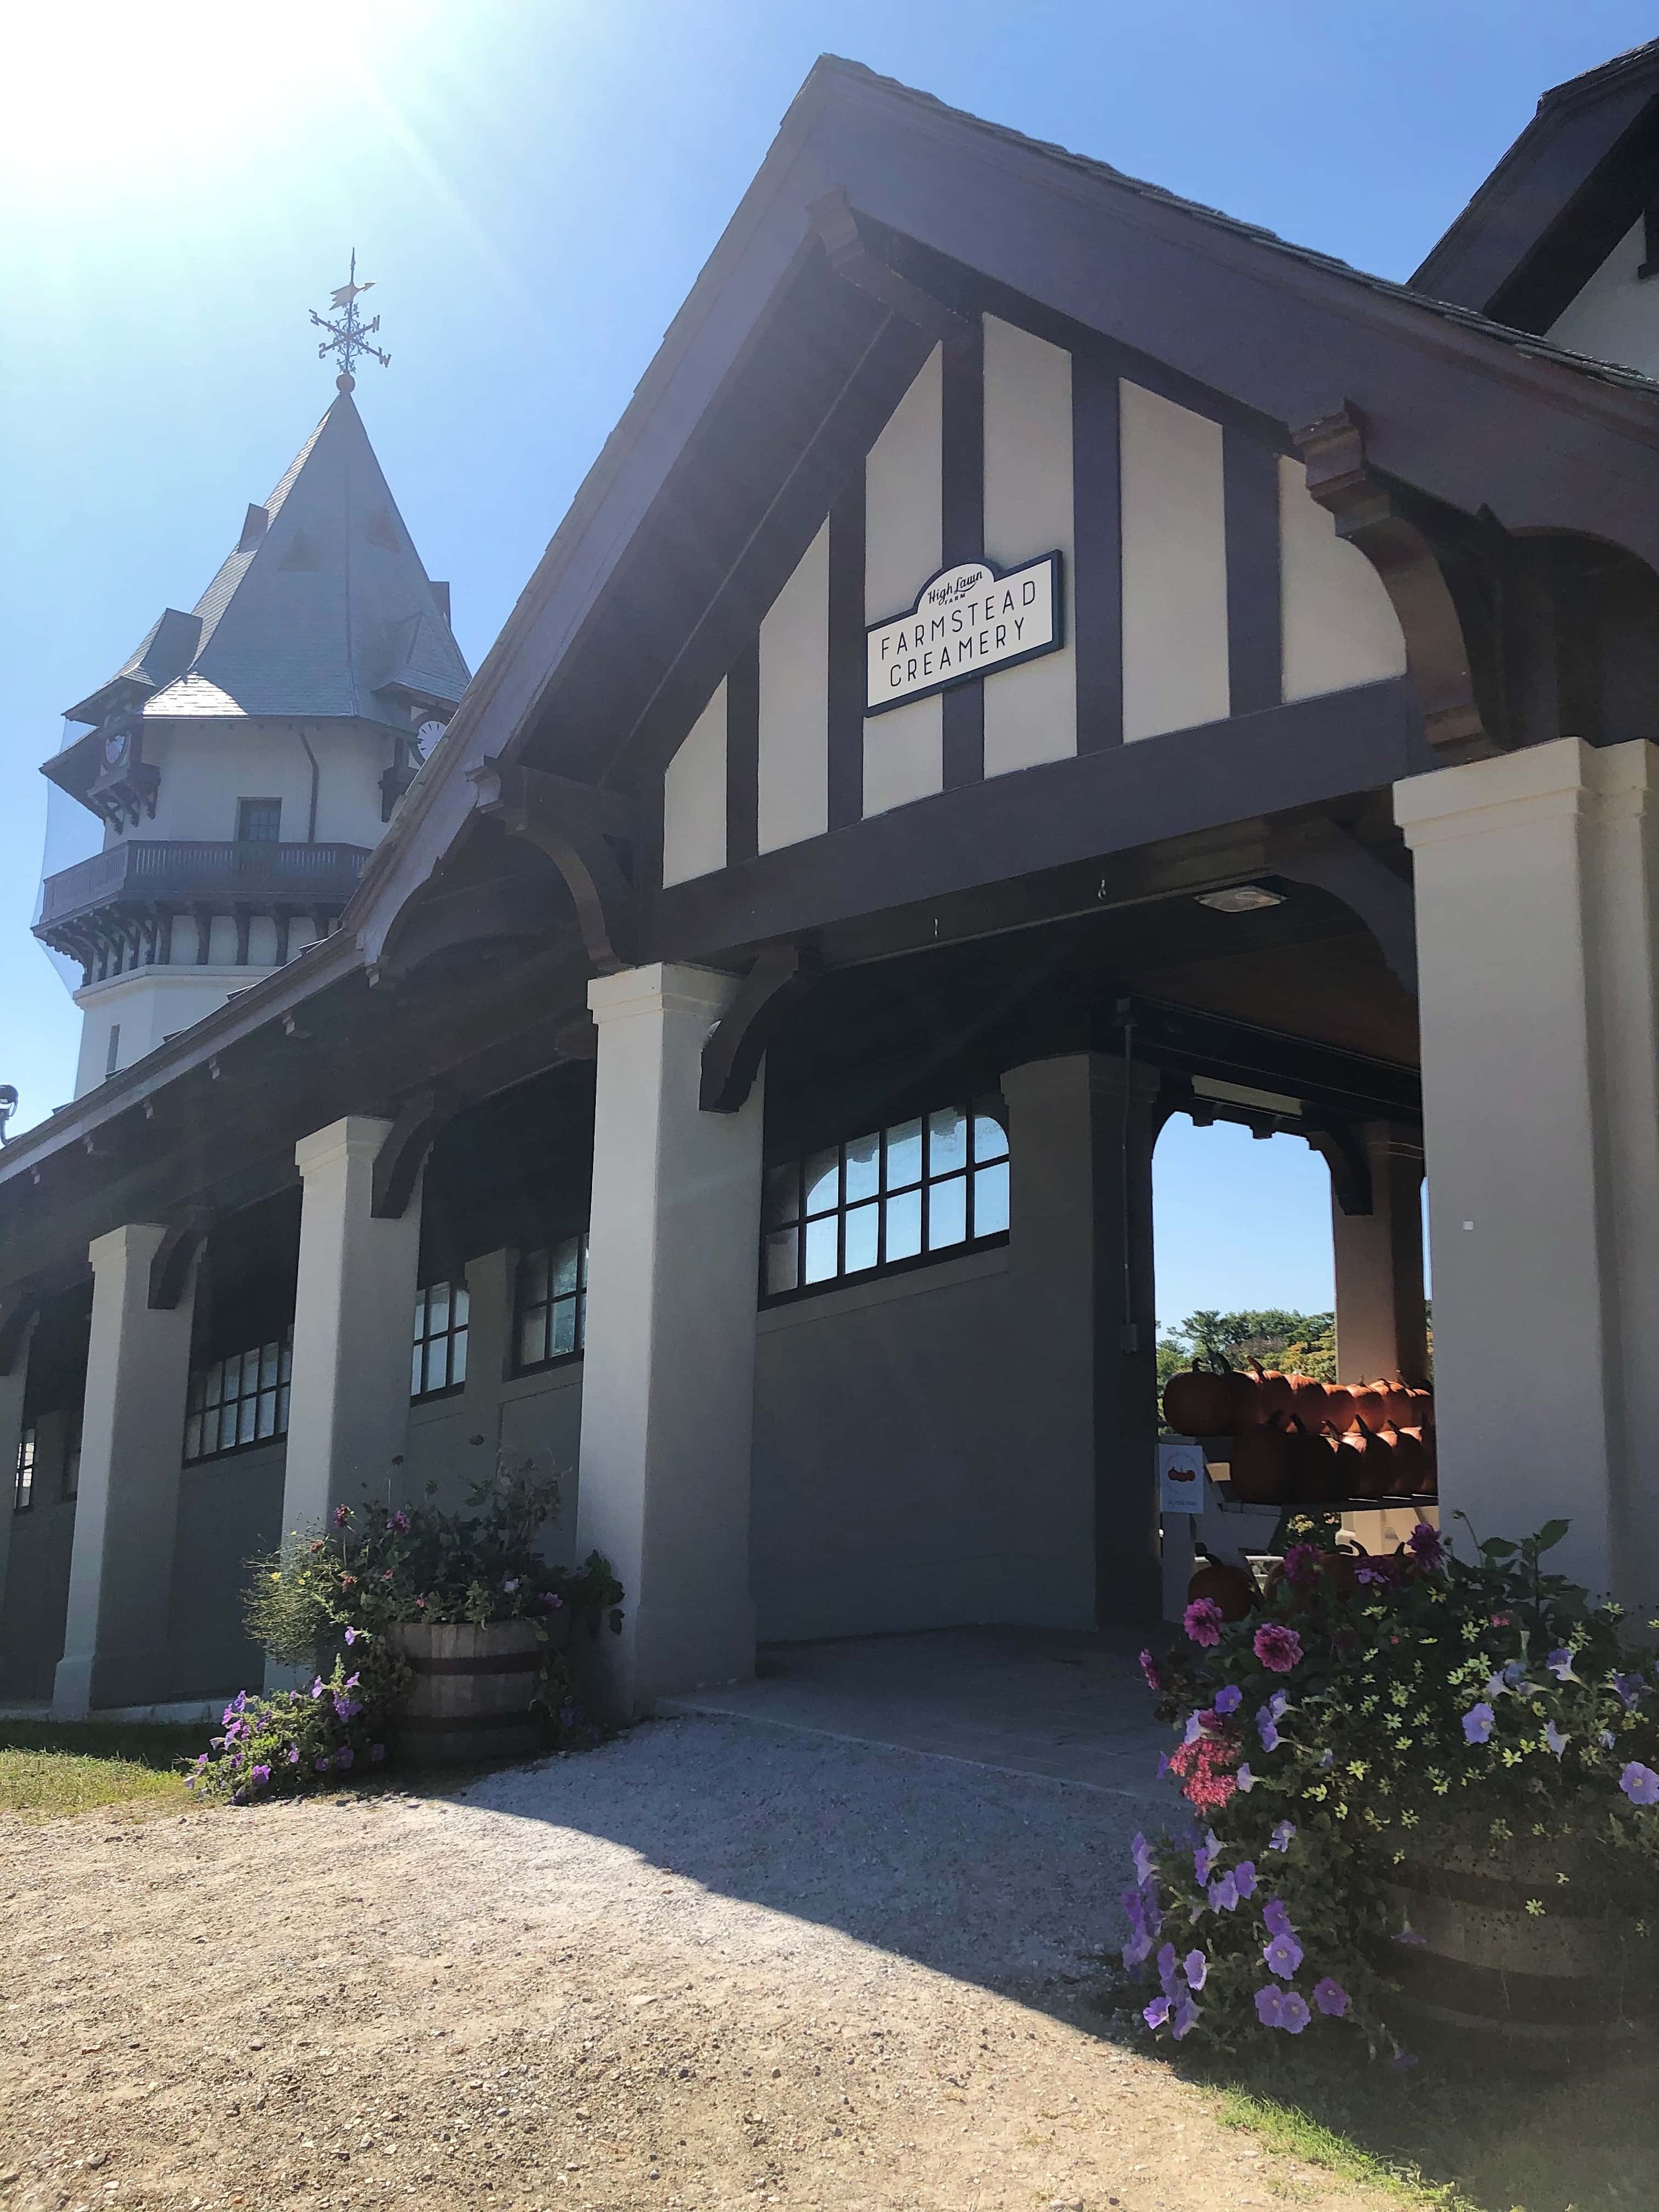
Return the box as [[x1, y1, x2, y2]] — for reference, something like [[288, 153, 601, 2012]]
[[294, 1114, 396, 1179], [1394, 736, 1597, 851], [587, 962, 741, 1029], [87, 1220, 170, 1272]]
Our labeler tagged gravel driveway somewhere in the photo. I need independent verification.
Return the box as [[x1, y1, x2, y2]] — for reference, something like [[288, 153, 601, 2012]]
[[1, 1710, 1391, 2212]]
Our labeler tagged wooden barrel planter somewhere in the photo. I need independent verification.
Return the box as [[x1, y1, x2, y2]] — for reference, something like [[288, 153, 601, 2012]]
[[1380, 1838, 1659, 2071], [388, 1620, 552, 1765]]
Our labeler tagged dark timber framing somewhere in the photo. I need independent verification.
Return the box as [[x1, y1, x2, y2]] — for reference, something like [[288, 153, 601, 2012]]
[[1223, 429, 1283, 717], [725, 642, 760, 867], [827, 480, 867, 828], [1070, 354, 1123, 751], [940, 319, 985, 789]]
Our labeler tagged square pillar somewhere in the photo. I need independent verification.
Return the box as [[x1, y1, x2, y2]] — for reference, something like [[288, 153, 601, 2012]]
[[279, 1118, 421, 1540], [0, 1315, 36, 1643], [1331, 1124, 1428, 1386], [1396, 737, 1659, 1604], [1002, 1051, 1161, 1633], [575, 964, 763, 1714], [53, 1226, 196, 1717]]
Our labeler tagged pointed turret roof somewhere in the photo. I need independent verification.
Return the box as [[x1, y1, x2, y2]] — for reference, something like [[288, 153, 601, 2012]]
[[61, 390, 469, 731]]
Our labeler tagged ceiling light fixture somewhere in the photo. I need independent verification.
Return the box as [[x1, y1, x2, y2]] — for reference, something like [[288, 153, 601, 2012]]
[[1195, 884, 1285, 916]]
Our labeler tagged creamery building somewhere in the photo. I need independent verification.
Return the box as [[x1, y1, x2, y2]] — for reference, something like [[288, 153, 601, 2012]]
[[7, 44, 1659, 1718]]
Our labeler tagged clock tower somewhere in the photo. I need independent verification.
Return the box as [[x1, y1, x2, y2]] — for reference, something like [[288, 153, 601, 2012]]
[[35, 274, 469, 1097]]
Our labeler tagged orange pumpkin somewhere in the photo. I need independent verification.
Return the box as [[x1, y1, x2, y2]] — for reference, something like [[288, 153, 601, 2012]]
[[1163, 1363, 1233, 1438], [1188, 1560, 1258, 1621], [1230, 1416, 1293, 1504]]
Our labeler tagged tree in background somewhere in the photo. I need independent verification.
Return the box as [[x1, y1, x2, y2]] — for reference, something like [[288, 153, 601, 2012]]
[[1154, 1306, 1431, 1390]]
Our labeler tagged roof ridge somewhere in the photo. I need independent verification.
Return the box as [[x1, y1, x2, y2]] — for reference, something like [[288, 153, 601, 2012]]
[[814, 54, 1659, 398]]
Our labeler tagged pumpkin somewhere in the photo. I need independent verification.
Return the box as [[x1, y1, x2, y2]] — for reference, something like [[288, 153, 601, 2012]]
[[1321, 1380, 1356, 1432], [1188, 1560, 1257, 1621], [1163, 1363, 1233, 1438], [1219, 1363, 1263, 1435], [1349, 1378, 1390, 1430], [1322, 1420, 1364, 1499], [1249, 1361, 1295, 1421], [1382, 1420, 1430, 1496], [1283, 1416, 1336, 1503], [1286, 1368, 1327, 1425], [1230, 1416, 1293, 1504], [1345, 1416, 1393, 1500]]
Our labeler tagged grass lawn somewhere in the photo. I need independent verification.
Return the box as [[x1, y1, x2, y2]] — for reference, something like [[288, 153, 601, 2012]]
[[1201, 2040, 1658, 2211], [0, 1718, 204, 1820]]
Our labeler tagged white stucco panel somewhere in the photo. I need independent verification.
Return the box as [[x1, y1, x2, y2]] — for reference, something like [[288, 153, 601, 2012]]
[[661, 679, 728, 887], [758, 520, 830, 853], [1119, 380, 1230, 742], [1279, 457, 1407, 701], [863, 348, 943, 816], [1547, 216, 1659, 380], [982, 316, 1076, 775]]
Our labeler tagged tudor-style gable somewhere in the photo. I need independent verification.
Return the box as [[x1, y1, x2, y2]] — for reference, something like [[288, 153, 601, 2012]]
[[656, 311, 1406, 891]]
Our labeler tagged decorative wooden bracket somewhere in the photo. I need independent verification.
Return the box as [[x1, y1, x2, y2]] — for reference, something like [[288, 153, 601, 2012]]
[[1269, 820, 1418, 997], [700, 944, 816, 1113], [147, 1207, 215, 1311], [808, 186, 975, 348], [0, 1282, 41, 1374], [469, 759, 636, 974], [372, 1087, 452, 1220], [1291, 404, 1497, 763], [1303, 1123, 1374, 1218]]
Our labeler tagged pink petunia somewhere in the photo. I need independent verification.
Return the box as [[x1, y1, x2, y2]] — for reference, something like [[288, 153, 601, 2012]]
[[1253, 1623, 1303, 1674], [1184, 1598, 1225, 1649]]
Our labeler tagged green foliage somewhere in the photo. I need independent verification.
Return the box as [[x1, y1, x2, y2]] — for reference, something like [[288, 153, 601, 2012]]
[[245, 1452, 622, 1660], [0, 1719, 200, 1820], [1127, 1520, 1659, 2060], [1157, 1309, 1338, 1387]]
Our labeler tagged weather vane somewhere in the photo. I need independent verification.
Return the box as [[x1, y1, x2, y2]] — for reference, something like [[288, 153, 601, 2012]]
[[309, 250, 390, 392]]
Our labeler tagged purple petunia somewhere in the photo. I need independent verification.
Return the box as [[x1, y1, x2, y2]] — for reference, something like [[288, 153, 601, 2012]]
[[1546, 1647, 1577, 1683], [1406, 1521, 1443, 1569], [1184, 1598, 1225, 1649], [1313, 1978, 1349, 2018], [1256, 1706, 1281, 1753], [315, 1755, 331, 1773], [1253, 1623, 1303, 1674], [310, 1676, 325, 1701], [250, 1764, 271, 1787], [1213, 1684, 1243, 1716], [1394, 1924, 1427, 1947], [1234, 1862, 1258, 1899], [1620, 1762, 1659, 1806], [387, 1509, 411, 1534], [334, 1745, 354, 1770], [287, 1748, 300, 1765], [1156, 1942, 1178, 1990], [1194, 1830, 1222, 1885], [1184, 1711, 1206, 1747], [1463, 1702, 1496, 1745], [1133, 1832, 1157, 1886], [1170, 1993, 1200, 2040], [1254, 1985, 1311, 2033], [1143, 1994, 1171, 2031], [1208, 1873, 1240, 1914], [1121, 1927, 1154, 1970], [1613, 1674, 1648, 1711], [343, 1627, 356, 1645], [1269, 1820, 1296, 1852], [1183, 1950, 1207, 1991], [1262, 1897, 1294, 1939], [540, 1591, 565, 1612], [1544, 1721, 1568, 1757], [1263, 1930, 1304, 1979], [1235, 1763, 1257, 1792]]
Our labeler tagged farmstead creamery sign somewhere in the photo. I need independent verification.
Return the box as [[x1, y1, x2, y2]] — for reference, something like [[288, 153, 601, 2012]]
[[865, 553, 1062, 713]]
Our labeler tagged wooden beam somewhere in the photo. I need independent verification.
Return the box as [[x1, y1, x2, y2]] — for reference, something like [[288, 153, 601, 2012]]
[[469, 760, 637, 974], [1269, 818, 1418, 997], [700, 945, 816, 1113], [808, 186, 975, 346], [0, 1282, 40, 1374], [371, 1087, 453, 1220], [147, 1206, 215, 1310]]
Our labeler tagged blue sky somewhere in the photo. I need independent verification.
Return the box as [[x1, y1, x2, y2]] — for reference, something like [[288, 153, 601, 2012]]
[[3, 0, 1647, 1315]]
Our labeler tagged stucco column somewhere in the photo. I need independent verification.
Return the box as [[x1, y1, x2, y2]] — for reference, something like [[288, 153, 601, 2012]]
[[1003, 1052, 1161, 1632], [280, 1118, 420, 1540], [53, 1226, 196, 1716], [1396, 737, 1659, 1606], [575, 963, 763, 1714], [1331, 1124, 1428, 1386], [0, 1316, 35, 1642]]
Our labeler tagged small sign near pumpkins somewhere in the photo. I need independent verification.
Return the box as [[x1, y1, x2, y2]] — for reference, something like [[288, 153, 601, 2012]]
[[1158, 1439, 1213, 1516]]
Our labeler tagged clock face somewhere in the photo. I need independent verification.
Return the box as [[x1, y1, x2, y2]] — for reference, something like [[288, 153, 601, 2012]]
[[103, 729, 130, 769], [414, 719, 446, 761]]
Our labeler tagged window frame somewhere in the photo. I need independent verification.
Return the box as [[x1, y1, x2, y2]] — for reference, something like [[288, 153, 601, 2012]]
[[13, 1425, 35, 1513], [234, 796, 283, 844], [411, 1278, 470, 1402], [759, 1095, 1011, 1309], [184, 1336, 293, 1465], [512, 1232, 589, 1377]]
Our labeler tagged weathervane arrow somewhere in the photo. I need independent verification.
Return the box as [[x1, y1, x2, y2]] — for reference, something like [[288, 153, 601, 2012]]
[[310, 249, 391, 391]]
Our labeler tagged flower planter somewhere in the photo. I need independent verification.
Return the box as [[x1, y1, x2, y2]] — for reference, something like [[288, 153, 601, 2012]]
[[388, 1619, 550, 1766], [1381, 1836, 1659, 2071]]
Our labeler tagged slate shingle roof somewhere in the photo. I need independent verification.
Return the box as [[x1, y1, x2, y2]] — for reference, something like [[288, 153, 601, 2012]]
[[64, 391, 469, 731]]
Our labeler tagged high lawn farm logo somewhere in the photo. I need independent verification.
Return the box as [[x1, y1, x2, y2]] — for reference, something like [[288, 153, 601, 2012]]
[[865, 553, 1062, 713]]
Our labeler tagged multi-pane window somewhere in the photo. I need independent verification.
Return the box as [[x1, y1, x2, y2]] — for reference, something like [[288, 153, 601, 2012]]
[[235, 797, 282, 843], [762, 1097, 1010, 1299], [514, 1234, 588, 1372], [185, 1338, 291, 1463], [13, 1426, 35, 1512], [412, 1280, 469, 1399]]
